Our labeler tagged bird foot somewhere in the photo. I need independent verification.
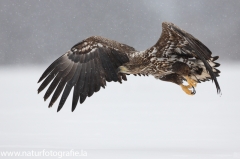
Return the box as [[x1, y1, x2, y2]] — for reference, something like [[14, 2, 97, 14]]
[[180, 84, 196, 95]]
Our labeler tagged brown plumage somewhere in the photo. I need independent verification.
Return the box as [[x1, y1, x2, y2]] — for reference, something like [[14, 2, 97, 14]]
[[38, 22, 221, 112]]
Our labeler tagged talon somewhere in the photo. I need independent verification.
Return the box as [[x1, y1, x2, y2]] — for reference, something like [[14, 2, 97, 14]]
[[180, 84, 194, 95], [191, 86, 196, 95]]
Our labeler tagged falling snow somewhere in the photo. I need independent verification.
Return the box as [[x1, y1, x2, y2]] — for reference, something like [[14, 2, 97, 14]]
[[1, 0, 240, 158]]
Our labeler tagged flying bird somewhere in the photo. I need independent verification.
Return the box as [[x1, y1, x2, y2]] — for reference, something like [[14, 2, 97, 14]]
[[38, 22, 221, 112]]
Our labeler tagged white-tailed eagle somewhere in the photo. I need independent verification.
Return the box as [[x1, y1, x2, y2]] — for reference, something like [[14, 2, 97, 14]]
[[38, 22, 221, 112]]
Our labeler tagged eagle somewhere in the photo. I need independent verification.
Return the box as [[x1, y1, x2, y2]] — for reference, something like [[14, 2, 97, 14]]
[[38, 22, 221, 112]]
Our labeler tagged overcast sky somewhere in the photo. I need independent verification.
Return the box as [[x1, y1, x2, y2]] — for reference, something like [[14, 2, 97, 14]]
[[1, 0, 240, 65]]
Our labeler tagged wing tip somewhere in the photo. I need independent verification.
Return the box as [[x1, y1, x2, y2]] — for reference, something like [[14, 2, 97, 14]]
[[57, 106, 62, 112], [217, 89, 222, 96], [71, 106, 77, 112], [79, 93, 87, 104], [37, 77, 44, 83], [48, 102, 53, 108], [71, 102, 78, 112]]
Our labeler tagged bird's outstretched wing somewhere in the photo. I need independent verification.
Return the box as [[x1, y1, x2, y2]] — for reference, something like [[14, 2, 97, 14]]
[[155, 22, 221, 94], [38, 36, 130, 112]]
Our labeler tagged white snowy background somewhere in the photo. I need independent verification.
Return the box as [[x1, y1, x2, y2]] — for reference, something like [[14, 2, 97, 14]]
[[1, 0, 240, 158], [1, 64, 240, 158]]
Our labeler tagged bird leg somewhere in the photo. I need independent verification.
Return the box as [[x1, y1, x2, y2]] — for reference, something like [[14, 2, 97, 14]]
[[171, 62, 196, 95]]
